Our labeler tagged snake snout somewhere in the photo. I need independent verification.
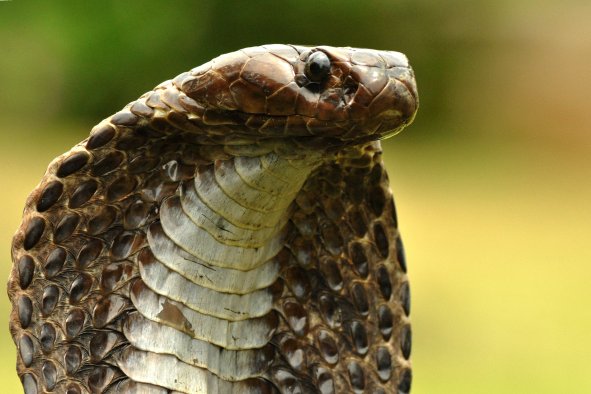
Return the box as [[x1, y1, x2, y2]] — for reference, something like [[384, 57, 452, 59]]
[[378, 67, 419, 138]]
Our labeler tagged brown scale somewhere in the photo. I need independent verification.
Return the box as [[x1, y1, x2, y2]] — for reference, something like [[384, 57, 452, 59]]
[[270, 147, 412, 393], [9, 135, 411, 393], [8, 117, 198, 392], [8, 44, 417, 393]]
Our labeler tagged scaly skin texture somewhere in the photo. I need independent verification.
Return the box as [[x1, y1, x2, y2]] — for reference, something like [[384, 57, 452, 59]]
[[8, 44, 418, 393]]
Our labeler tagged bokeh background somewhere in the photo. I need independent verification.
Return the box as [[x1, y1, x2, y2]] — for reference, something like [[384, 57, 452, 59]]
[[1, 1, 590, 392]]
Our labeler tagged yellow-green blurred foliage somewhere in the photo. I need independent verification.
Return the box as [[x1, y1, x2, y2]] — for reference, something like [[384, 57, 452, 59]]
[[1, 1, 589, 392]]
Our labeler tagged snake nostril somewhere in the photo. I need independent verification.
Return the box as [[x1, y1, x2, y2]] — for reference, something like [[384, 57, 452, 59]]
[[294, 74, 308, 87], [344, 83, 357, 96], [341, 75, 358, 100]]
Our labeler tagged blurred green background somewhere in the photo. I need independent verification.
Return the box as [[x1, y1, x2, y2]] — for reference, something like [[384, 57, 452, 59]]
[[1, 1, 590, 392]]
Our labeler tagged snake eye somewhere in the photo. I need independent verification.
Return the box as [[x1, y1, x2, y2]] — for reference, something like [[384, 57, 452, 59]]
[[304, 51, 331, 83]]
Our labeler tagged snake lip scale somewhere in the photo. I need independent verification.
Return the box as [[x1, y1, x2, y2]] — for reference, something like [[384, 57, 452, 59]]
[[8, 44, 418, 394]]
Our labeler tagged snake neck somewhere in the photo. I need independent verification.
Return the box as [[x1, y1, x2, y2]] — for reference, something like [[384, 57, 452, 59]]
[[163, 151, 322, 268], [120, 152, 321, 389]]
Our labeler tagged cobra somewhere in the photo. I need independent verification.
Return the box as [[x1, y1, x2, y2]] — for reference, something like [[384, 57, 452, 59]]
[[8, 44, 418, 393]]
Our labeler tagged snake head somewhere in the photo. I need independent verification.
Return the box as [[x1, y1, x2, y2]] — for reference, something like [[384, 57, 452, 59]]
[[181, 44, 418, 146]]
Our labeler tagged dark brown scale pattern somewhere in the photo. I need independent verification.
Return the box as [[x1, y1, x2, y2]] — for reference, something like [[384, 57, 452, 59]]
[[347, 361, 366, 393], [65, 308, 85, 338], [349, 241, 369, 278], [111, 111, 139, 126], [41, 285, 59, 316], [17, 255, 35, 289], [349, 320, 369, 355], [123, 198, 153, 229], [87, 124, 117, 150], [378, 304, 394, 340], [92, 294, 129, 328], [90, 331, 122, 362], [375, 346, 393, 381], [282, 300, 309, 336], [318, 293, 340, 328], [282, 266, 311, 301], [347, 206, 368, 237], [18, 295, 33, 328], [270, 144, 411, 393], [314, 366, 334, 394], [77, 239, 104, 268], [56, 151, 89, 178], [53, 213, 81, 243], [42, 359, 58, 390], [8, 109, 200, 393], [23, 216, 45, 250], [396, 236, 408, 273], [68, 273, 93, 304], [88, 366, 117, 393], [87, 206, 118, 235], [401, 324, 412, 360], [373, 222, 390, 259], [318, 257, 343, 291], [128, 154, 160, 175], [22, 373, 37, 394], [377, 265, 393, 300], [316, 330, 339, 364], [400, 281, 411, 316], [110, 231, 145, 260], [351, 282, 370, 315], [36, 181, 64, 212], [19, 333, 34, 367], [276, 334, 307, 372], [44, 247, 66, 278], [92, 151, 125, 177], [399, 368, 413, 393], [107, 176, 138, 202], [69, 179, 98, 208], [65, 345, 82, 375], [39, 323, 56, 352], [66, 382, 82, 394]]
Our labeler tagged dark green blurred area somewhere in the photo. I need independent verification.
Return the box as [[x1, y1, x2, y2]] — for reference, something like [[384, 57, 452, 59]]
[[0, 0, 484, 136], [2, 1, 590, 393]]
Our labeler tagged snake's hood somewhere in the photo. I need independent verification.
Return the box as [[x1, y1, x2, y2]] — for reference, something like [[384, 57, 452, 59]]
[[179, 44, 418, 146]]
